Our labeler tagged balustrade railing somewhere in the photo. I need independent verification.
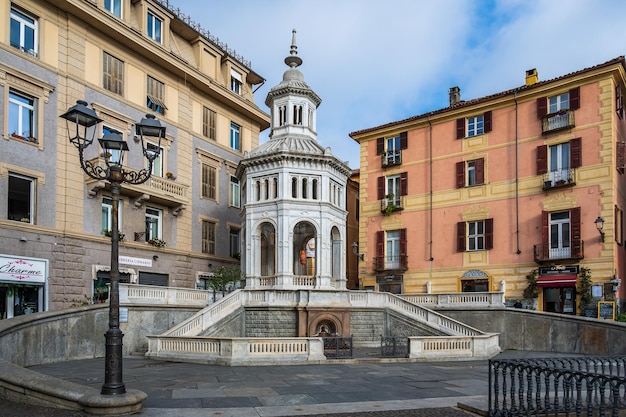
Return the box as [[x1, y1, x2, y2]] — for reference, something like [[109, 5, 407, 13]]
[[489, 356, 626, 416], [401, 292, 504, 307]]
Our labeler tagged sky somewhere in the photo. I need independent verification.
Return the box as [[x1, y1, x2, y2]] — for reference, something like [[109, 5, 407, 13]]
[[173, 0, 626, 169]]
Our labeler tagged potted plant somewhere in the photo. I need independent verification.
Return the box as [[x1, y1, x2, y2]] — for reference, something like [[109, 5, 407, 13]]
[[148, 238, 167, 247], [165, 172, 176, 180], [11, 132, 25, 140], [384, 194, 396, 215], [20, 217, 30, 223]]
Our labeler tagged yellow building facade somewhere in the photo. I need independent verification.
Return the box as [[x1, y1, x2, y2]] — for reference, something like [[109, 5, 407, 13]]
[[0, 0, 269, 316], [350, 57, 626, 315]]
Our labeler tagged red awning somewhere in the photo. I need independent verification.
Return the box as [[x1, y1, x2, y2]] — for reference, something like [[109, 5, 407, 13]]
[[536, 274, 577, 288]]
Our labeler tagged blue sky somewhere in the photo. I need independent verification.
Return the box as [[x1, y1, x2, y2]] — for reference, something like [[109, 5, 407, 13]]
[[175, 0, 626, 168]]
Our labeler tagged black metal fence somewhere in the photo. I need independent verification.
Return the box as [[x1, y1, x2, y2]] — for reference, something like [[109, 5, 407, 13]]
[[322, 336, 353, 359], [489, 356, 626, 416], [381, 336, 409, 358]]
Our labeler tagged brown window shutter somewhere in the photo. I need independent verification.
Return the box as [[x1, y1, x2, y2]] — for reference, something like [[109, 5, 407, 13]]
[[456, 161, 465, 188], [615, 205, 620, 244], [456, 222, 466, 252], [377, 176, 384, 200], [537, 97, 547, 119], [484, 111, 492, 133], [571, 207, 581, 257], [617, 142, 625, 173], [400, 131, 408, 149], [376, 231, 384, 257], [399, 228, 407, 256], [475, 158, 485, 185], [617, 86, 624, 119], [400, 172, 408, 196], [541, 211, 549, 259], [376, 138, 384, 155], [485, 218, 494, 250], [456, 118, 465, 139], [537, 145, 548, 175], [569, 87, 580, 110], [570, 137, 582, 168]]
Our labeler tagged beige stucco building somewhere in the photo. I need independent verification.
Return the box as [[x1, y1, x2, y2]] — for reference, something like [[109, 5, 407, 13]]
[[0, 0, 270, 317], [350, 57, 626, 316]]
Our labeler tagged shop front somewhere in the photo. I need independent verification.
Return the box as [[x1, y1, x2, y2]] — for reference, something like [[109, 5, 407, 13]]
[[0, 254, 47, 319], [537, 265, 578, 314]]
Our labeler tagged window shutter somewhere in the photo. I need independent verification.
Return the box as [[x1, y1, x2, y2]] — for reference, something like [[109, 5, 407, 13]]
[[377, 176, 384, 200], [456, 161, 465, 188], [400, 131, 408, 149], [616, 205, 620, 244], [376, 138, 384, 155], [537, 97, 547, 119], [400, 172, 408, 196], [376, 231, 384, 257], [571, 207, 582, 257], [541, 211, 549, 259], [617, 86, 624, 119], [617, 141, 625, 173], [569, 87, 580, 110], [399, 228, 407, 256], [485, 218, 494, 250], [456, 118, 465, 139], [536, 145, 548, 175], [484, 111, 492, 133], [456, 222, 466, 252], [570, 137, 582, 168], [475, 158, 485, 185]]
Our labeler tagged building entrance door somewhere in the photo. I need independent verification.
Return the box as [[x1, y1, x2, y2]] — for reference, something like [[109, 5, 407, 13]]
[[544, 287, 576, 314]]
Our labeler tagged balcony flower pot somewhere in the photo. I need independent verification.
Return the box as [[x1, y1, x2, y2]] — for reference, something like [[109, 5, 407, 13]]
[[166, 172, 176, 180], [148, 238, 167, 247]]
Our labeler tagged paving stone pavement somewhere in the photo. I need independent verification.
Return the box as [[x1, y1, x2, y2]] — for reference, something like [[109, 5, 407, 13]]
[[0, 350, 561, 416]]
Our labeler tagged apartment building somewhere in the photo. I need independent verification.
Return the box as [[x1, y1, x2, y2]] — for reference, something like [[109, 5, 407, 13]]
[[0, 0, 270, 317], [350, 57, 626, 316]]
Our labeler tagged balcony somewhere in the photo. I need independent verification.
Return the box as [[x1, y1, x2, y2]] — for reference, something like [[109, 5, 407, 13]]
[[533, 241, 584, 263], [542, 110, 575, 134], [84, 157, 188, 213], [542, 168, 576, 190], [380, 195, 404, 215], [382, 150, 402, 167], [373, 255, 408, 272]]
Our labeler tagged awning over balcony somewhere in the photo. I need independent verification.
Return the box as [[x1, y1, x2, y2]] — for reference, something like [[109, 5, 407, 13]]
[[536, 274, 577, 288]]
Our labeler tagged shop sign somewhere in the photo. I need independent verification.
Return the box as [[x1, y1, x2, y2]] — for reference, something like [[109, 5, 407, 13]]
[[119, 256, 152, 267], [0, 255, 47, 284], [539, 265, 578, 275]]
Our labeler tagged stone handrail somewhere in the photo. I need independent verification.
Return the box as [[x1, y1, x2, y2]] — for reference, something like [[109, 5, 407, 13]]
[[409, 334, 500, 360], [400, 292, 505, 308], [349, 291, 485, 336], [146, 336, 326, 365], [119, 284, 213, 306]]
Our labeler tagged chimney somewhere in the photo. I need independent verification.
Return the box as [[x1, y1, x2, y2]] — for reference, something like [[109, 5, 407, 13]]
[[525, 68, 538, 86], [449, 86, 461, 106]]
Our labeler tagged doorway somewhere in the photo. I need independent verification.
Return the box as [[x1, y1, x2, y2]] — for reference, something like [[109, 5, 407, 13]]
[[544, 287, 576, 314]]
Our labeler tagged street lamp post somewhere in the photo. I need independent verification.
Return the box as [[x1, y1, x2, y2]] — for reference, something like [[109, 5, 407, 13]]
[[60, 100, 165, 395]]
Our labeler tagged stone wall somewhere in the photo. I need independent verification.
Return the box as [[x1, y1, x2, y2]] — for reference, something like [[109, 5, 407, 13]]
[[201, 308, 244, 337], [245, 308, 297, 337]]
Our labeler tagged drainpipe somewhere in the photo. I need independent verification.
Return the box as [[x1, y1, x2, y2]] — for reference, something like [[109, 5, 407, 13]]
[[514, 91, 521, 254], [428, 114, 434, 262]]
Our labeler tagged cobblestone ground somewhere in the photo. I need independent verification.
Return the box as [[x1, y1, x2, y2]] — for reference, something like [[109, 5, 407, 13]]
[[0, 399, 481, 417]]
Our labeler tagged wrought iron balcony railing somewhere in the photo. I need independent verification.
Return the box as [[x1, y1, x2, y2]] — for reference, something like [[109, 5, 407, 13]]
[[380, 195, 404, 214], [542, 168, 576, 190], [542, 110, 575, 134], [381, 150, 402, 167], [533, 241, 584, 263], [373, 255, 408, 272]]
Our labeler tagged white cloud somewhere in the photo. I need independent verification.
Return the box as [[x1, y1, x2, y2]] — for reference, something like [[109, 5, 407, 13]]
[[174, 0, 626, 168]]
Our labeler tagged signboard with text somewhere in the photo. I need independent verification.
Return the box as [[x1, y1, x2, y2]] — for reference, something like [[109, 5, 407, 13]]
[[0, 255, 47, 284]]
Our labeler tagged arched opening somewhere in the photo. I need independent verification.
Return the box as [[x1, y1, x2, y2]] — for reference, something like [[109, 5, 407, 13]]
[[291, 177, 297, 198], [293, 221, 316, 276], [260, 223, 275, 277], [331, 226, 341, 278]]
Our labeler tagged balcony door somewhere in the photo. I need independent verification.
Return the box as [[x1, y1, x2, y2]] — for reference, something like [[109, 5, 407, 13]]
[[550, 211, 570, 259], [549, 142, 570, 184], [386, 230, 400, 270]]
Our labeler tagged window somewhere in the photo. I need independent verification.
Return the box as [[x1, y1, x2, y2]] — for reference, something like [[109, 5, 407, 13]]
[[146, 142, 163, 177], [10, 7, 38, 57], [230, 69, 242, 94], [549, 211, 571, 258], [386, 230, 401, 269], [536, 138, 581, 186], [456, 158, 484, 188], [202, 220, 216, 254], [616, 205, 623, 246], [278, 105, 287, 126], [456, 111, 492, 139], [103, 52, 123, 95], [102, 126, 121, 163], [230, 122, 241, 151], [616, 86, 624, 120], [8, 173, 35, 223], [230, 228, 240, 258], [374, 229, 407, 271], [293, 105, 302, 125], [104, 0, 122, 18], [456, 219, 493, 252], [203, 107, 216, 139], [377, 132, 407, 167], [147, 11, 162, 43], [467, 115, 484, 137], [377, 173, 407, 212], [201, 163, 216, 200], [101, 196, 122, 235], [539, 208, 581, 261], [549, 93, 569, 113], [9, 90, 36, 141], [145, 207, 162, 241], [147, 76, 166, 115], [461, 278, 489, 292], [229, 176, 240, 207], [386, 175, 402, 206]]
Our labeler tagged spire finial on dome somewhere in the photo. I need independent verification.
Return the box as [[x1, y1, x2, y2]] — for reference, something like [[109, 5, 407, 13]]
[[284, 28, 303, 68]]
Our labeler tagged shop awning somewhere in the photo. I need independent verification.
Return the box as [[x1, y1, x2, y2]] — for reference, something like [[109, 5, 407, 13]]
[[536, 274, 577, 288]]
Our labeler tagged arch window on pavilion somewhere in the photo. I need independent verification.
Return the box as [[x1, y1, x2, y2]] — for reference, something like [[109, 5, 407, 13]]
[[293, 221, 316, 276], [259, 222, 276, 277], [331, 226, 341, 278]]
